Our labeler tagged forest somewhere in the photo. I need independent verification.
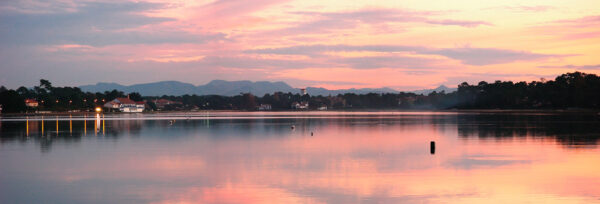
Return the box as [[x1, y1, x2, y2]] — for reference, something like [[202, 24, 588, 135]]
[[1, 72, 599, 113]]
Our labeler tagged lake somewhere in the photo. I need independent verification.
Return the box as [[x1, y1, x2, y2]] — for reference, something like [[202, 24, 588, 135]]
[[1, 111, 599, 203]]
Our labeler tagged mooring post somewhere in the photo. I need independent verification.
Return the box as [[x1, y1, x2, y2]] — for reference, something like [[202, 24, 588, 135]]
[[430, 141, 435, 155]]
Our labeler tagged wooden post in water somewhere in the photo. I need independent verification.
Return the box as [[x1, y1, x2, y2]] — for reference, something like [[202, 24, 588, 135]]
[[430, 141, 435, 155]]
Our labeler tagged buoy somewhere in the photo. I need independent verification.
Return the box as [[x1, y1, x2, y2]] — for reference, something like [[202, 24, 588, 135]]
[[291, 125, 295, 129], [430, 141, 436, 155]]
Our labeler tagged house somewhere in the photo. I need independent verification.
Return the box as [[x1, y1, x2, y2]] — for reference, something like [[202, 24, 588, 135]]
[[104, 97, 145, 112], [152, 99, 183, 109], [291, 101, 309, 110], [24, 99, 39, 107], [258, 104, 272, 111], [398, 96, 417, 106]]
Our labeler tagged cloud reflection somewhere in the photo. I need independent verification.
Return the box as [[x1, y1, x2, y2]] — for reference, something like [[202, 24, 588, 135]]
[[1, 113, 600, 203]]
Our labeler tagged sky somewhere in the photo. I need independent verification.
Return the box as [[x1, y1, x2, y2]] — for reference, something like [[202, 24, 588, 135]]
[[0, 0, 599, 90]]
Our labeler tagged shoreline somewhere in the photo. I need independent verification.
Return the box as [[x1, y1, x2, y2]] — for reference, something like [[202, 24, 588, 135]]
[[1, 108, 599, 117]]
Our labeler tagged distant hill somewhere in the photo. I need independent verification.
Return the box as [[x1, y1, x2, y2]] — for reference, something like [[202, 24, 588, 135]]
[[80, 80, 401, 96], [198, 80, 297, 96], [306, 87, 399, 96], [79, 80, 456, 96], [79, 81, 198, 96], [410, 85, 456, 95]]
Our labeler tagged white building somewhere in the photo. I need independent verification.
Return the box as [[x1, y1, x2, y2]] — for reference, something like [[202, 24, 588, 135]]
[[292, 101, 309, 110], [104, 97, 145, 112], [300, 88, 307, 95], [258, 104, 272, 111]]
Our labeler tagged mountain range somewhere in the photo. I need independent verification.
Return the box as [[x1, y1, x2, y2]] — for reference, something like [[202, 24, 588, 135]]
[[410, 85, 456, 95], [79, 80, 455, 96]]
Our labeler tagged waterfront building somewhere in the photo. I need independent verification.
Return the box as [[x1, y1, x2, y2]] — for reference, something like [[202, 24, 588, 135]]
[[104, 98, 145, 112], [24, 99, 39, 107]]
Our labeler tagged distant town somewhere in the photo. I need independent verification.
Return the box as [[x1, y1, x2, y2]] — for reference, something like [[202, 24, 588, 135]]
[[0, 72, 599, 113]]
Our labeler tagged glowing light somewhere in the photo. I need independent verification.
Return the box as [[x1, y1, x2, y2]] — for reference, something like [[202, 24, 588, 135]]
[[95, 107, 102, 112]]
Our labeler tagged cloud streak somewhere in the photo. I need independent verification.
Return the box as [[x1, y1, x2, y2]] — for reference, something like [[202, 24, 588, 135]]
[[247, 44, 564, 65], [538, 64, 600, 70], [424, 47, 564, 65], [550, 15, 600, 28], [530, 15, 600, 41], [426, 19, 492, 27], [261, 8, 492, 37], [0, 1, 226, 46], [486, 5, 555, 12]]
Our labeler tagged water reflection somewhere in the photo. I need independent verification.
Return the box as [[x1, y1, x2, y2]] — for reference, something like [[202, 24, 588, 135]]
[[0, 112, 599, 203], [456, 113, 600, 147], [3, 113, 599, 152]]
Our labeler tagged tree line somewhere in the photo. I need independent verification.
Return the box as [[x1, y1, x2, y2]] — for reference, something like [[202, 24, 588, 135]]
[[0, 79, 142, 113], [0, 72, 599, 113]]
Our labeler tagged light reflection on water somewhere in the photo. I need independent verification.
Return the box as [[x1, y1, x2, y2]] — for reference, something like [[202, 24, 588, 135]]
[[0, 112, 599, 203]]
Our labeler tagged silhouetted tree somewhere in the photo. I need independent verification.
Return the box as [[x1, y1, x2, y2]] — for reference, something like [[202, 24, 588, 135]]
[[1, 72, 599, 112], [128, 92, 143, 102], [0, 90, 26, 113]]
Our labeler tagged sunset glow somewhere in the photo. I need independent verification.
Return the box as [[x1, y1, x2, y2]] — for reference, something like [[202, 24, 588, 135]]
[[0, 0, 598, 90]]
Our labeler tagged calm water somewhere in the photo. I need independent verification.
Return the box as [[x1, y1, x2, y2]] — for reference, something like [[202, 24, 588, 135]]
[[1, 112, 599, 203]]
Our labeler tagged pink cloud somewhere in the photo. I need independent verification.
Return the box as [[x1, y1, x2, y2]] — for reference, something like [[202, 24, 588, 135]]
[[538, 64, 600, 70], [185, 0, 289, 30], [562, 31, 600, 40], [426, 19, 492, 27], [254, 8, 491, 38], [551, 15, 600, 28], [531, 15, 600, 40], [486, 5, 555, 12], [198, 0, 289, 18], [247, 44, 567, 65]]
